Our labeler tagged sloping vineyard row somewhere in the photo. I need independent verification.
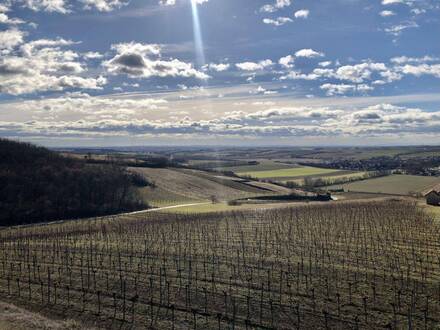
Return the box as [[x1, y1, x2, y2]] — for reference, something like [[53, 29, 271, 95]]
[[0, 201, 439, 329]]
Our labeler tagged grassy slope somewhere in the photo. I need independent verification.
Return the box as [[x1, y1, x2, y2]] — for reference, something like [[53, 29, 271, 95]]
[[160, 201, 302, 213], [328, 174, 440, 196], [217, 160, 298, 173], [138, 186, 198, 207], [287, 171, 367, 185], [0, 302, 87, 330], [130, 167, 275, 205], [237, 166, 341, 179]]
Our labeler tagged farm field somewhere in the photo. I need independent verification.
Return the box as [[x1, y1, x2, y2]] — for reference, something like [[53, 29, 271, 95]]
[[130, 167, 272, 204], [216, 159, 298, 173], [286, 171, 368, 185], [138, 186, 200, 208], [236, 165, 343, 180], [328, 174, 440, 196], [0, 200, 439, 329]]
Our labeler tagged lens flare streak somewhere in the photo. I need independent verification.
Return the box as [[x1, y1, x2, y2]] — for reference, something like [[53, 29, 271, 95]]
[[190, 0, 206, 68]]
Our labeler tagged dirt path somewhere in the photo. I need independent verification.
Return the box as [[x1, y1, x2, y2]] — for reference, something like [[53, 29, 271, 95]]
[[126, 202, 211, 214]]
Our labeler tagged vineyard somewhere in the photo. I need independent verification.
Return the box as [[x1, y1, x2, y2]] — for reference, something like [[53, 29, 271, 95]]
[[0, 201, 439, 329]]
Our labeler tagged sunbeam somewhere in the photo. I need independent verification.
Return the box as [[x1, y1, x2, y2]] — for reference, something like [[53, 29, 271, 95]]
[[190, 0, 206, 68]]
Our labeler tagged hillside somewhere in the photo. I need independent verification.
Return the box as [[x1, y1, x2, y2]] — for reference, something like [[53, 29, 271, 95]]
[[0, 139, 147, 226], [130, 167, 289, 206], [1, 200, 438, 329]]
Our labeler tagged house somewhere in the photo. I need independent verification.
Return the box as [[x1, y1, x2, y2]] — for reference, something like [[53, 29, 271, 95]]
[[425, 189, 440, 206]]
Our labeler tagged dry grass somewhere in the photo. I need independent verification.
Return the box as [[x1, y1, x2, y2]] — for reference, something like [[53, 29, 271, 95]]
[[0, 301, 88, 330], [161, 201, 304, 214], [130, 167, 267, 202]]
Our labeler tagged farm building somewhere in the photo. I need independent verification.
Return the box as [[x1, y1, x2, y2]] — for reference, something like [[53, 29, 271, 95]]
[[425, 189, 440, 206]]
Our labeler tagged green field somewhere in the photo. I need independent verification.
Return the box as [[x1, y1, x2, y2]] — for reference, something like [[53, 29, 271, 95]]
[[328, 174, 440, 196], [286, 171, 367, 185], [217, 160, 297, 173], [237, 166, 341, 180]]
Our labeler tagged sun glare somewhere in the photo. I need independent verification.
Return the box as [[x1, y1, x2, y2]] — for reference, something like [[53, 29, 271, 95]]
[[190, 0, 206, 68]]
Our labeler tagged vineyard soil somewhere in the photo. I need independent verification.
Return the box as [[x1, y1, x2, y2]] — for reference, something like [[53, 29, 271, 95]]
[[0, 200, 439, 329]]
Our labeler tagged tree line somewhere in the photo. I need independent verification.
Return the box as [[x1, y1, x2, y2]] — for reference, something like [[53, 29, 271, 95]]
[[0, 139, 149, 226]]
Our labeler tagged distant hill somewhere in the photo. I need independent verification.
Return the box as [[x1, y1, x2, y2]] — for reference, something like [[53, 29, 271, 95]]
[[0, 139, 147, 226]]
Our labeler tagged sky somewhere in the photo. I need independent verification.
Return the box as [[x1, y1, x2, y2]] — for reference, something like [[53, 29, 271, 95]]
[[0, 0, 440, 147]]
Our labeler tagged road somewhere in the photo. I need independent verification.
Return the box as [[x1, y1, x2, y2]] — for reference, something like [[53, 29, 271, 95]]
[[126, 202, 211, 214]]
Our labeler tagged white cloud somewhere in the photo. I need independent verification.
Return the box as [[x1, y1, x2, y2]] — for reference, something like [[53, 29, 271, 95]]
[[236, 59, 273, 71], [206, 63, 230, 72], [83, 51, 104, 59], [381, 0, 404, 5], [294, 9, 309, 19], [159, 0, 208, 5], [2, 91, 440, 142], [380, 10, 395, 17], [275, 0, 290, 8], [104, 42, 209, 79], [249, 86, 278, 95], [17, 0, 129, 13], [390, 56, 439, 64], [263, 17, 293, 26], [379, 69, 403, 83], [20, 38, 79, 56], [319, 61, 332, 67], [260, 0, 291, 13], [0, 34, 106, 95], [335, 62, 387, 83], [280, 68, 334, 81], [159, 0, 175, 5], [0, 4, 25, 25], [122, 82, 140, 88], [397, 64, 440, 78], [411, 8, 426, 15], [384, 21, 418, 36], [295, 48, 324, 58], [0, 29, 25, 52], [260, 5, 276, 13], [320, 83, 373, 96], [279, 55, 294, 68], [21, 0, 70, 14], [81, 0, 128, 12], [280, 56, 440, 88]]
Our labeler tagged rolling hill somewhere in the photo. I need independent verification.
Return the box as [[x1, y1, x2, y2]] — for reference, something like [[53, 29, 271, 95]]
[[130, 167, 290, 206]]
